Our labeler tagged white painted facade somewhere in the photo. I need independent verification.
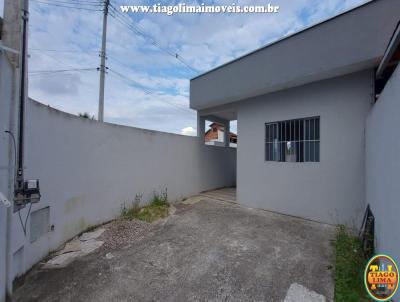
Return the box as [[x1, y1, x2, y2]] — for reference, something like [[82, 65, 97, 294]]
[[236, 70, 372, 226], [190, 0, 400, 227], [190, 2, 400, 287], [0, 43, 18, 302]]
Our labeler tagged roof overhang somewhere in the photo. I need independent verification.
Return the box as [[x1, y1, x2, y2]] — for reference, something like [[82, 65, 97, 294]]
[[190, 0, 400, 111], [376, 21, 400, 78]]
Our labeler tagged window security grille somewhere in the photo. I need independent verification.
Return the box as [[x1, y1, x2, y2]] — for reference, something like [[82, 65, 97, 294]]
[[265, 117, 320, 162]]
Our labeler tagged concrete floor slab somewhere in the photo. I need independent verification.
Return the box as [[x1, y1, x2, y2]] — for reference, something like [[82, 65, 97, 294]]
[[13, 189, 336, 302]]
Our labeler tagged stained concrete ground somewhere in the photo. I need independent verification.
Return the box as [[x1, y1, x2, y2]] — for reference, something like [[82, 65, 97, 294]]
[[13, 188, 336, 302]]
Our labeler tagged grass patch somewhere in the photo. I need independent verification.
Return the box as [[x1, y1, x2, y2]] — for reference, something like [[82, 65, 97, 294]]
[[121, 190, 170, 223], [334, 225, 372, 302]]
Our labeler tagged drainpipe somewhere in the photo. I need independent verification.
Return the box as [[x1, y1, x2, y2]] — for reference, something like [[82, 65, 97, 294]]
[[16, 0, 28, 192]]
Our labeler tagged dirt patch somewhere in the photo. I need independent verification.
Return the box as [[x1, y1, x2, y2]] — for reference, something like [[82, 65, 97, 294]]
[[100, 219, 154, 250]]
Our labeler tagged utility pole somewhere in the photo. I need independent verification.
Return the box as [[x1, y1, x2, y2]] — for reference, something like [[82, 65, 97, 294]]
[[98, 0, 110, 122]]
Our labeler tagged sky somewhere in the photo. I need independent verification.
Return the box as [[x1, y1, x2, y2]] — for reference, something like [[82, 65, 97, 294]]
[[1, 0, 369, 135]]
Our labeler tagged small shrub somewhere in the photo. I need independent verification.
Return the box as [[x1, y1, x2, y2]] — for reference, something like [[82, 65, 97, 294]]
[[121, 189, 169, 223], [150, 188, 169, 207], [121, 193, 142, 220]]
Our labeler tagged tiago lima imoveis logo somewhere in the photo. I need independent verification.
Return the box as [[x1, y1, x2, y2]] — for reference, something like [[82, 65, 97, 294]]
[[364, 254, 399, 301]]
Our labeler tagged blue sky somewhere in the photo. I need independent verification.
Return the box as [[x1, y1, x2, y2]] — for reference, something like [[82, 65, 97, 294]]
[[1, 0, 368, 135]]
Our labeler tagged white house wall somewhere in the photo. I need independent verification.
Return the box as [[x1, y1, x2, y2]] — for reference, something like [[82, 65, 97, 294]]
[[190, 0, 400, 110], [9, 99, 236, 283], [236, 70, 373, 226], [0, 49, 18, 302], [366, 64, 400, 302]]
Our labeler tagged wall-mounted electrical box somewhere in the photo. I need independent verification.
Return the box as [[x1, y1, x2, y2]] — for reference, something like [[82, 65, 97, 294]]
[[14, 179, 41, 212]]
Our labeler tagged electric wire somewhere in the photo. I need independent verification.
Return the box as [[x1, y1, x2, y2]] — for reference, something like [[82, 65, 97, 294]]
[[108, 68, 193, 114], [30, 48, 99, 53], [4, 130, 31, 236], [29, 67, 97, 75], [30, 0, 103, 11], [18, 202, 32, 236], [108, 3, 198, 74], [31, 0, 102, 5], [27, 0, 195, 114]]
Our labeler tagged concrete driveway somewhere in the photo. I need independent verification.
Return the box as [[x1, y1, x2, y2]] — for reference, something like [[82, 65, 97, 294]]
[[13, 188, 336, 302]]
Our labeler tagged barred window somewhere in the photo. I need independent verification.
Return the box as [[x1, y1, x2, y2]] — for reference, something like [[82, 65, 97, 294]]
[[265, 117, 320, 162]]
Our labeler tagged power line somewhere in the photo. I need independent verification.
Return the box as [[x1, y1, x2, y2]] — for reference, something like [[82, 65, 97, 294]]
[[108, 68, 193, 114], [31, 50, 87, 70], [32, 0, 102, 5], [109, 5, 196, 71], [108, 3, 198, 74], [29, 50, 192, 114], [30, 0, 103, 11], [28, 0, 195, 116], [29, 67, 97, 75], [30, 48, 98, 53]]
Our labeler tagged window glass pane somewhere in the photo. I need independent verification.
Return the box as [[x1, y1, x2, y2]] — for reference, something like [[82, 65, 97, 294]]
[[269, 124, 273, 143], [309, 142, 315, 162], [285, 141, 295, 162], [299, 141, 304, 162], [292, 120, 295, 141], [304, 141, 310, 162], [300, 120, 304, 141], [310, 119, 315, 140], [295, 141, 300, 162], [273, 123, 278, 140], [315, 141, 320, 162], [266, 117, 319, 162], [305, 120, 310, 140], [315, 118, 320, 140], [273, 140, 279, 161], [270, 143, 273, 161]]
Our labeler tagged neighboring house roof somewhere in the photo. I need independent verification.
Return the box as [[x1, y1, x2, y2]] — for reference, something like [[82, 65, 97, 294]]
[[205, 122, 237, 143], [190, 0, 400, 110]]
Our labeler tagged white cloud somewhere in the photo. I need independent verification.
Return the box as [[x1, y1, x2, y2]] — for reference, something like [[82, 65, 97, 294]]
[[3, 0, 368, 134], [181, 126, 196, 136]]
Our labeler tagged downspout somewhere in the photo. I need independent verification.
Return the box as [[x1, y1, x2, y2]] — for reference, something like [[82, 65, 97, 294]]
[[16, 0, 28, 192]]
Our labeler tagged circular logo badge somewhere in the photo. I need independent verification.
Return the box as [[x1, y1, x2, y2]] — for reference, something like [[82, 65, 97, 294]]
[[364, 254, 399, 301]]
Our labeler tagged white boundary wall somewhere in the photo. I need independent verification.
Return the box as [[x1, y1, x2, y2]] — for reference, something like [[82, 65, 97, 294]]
[[0, 45, 16, 302], [366, 65, 400, 301], [8, 99, 236, 283]]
